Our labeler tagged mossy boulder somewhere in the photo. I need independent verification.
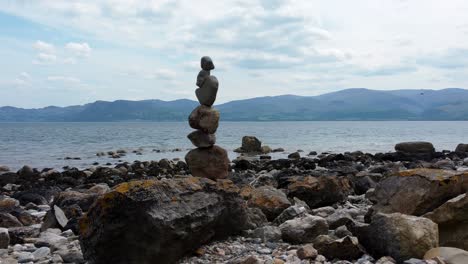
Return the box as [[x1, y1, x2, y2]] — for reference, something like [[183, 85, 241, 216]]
[[79, 177, 249, 264]]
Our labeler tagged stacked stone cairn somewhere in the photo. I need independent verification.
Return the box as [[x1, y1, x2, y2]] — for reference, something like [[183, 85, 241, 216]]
[[185, 56, 230, 180]]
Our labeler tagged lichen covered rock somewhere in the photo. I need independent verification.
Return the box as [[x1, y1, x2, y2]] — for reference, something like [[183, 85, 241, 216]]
[[80, 177, 249, 264]]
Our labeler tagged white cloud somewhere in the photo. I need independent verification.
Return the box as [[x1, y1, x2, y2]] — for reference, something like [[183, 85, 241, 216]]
[[33, 53, 57, 64], [65, 42, 92, 57], [33, 40, 55, 54], [47, 76, 81, 83]]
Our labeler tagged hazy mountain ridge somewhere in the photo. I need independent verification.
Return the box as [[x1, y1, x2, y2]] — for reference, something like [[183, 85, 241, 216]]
[[1, 88, 468, 121]]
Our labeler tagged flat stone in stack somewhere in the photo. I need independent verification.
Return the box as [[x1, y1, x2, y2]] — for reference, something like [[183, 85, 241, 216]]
[[185, 56, 230, 180]]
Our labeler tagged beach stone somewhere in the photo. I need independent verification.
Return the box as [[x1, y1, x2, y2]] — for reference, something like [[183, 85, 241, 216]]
[[201, 56, 215, 71], [196, 75, 218, 106], [187, 130, 216, 148], [455, 144, 468, 153], [287, 176, 352, 209], [196, 69, 210, 87], [273, 201, 309, 224], [32, 247, 50, 260], [0, 196, 20, 212], [0, 166, 9, 172], [80, 177, 249, 264], [247, 186, 291, 221], [8, 226, 40, 244], [369, 169, 468, 216], [288, 152, 301, 159], [241, 136, 262, 153], [0, 212, 22, 227], [279, 214, 329, 244], [297, 244, 318, 260], [395, 141, 435, 154], [424, 247, 468, 264], [41, 205, 68, 231], [355, 213, 438, 263], [189, 105, 220, 134], [424, 193, 468, 250], [17, 251, 34, 263], [314, 235, 365, 260], [185, 145, 229, 180], [248, 225, 282, 242], [0, 228, 9, 248]]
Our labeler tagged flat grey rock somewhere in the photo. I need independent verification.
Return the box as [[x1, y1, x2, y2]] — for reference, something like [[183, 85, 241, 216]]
[[187, 130, 216, 148], [196, 75, 218, 107]]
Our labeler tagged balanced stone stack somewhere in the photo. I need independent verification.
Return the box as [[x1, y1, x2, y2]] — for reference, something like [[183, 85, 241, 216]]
[[185, 56, 230, 180]]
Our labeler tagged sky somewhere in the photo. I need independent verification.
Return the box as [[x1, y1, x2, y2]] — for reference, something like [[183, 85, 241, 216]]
[[0, 0, 468, 108]]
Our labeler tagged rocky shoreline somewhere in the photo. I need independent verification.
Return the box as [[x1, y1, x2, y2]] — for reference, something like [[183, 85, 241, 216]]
[[1, 141, 468, 264]]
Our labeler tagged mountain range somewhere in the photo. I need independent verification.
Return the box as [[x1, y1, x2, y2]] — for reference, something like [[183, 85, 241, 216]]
[[1, 88, 468, 121]]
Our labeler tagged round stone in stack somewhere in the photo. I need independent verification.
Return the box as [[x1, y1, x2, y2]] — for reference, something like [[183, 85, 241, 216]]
[[196, 75, 218, 107], [187, 130, 216, 148], [185, 145, 230, 180], [189, 105, 220, 134]]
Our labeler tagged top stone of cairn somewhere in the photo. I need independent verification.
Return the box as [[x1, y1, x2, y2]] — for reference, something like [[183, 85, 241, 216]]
[[201, 56, 215, 71]]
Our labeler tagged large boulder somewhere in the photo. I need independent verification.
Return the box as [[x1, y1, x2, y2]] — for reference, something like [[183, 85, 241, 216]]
[[395, 141, 435, 154], [188, 105, 220, 134], [286, 176, 352, 208], [239, 136, 262, 153], [369, 169, 468, 216], [185, 145, 230, 180], [247, 186, 291, 221], [424, 193, 468, 250], [80, 177, 249, 264], [354, 213, 438, 263], [279, 214, 329, 244], [455, 144, 468, 153]]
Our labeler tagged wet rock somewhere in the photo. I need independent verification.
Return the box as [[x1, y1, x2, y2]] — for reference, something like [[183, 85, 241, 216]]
[[261, 146, 272, 154], [350, 173, 377, 195], [239, 136, 262, 153], [0, 228, 9, 248], [455, 144, 468, 153], [424, 193, 468, 250], [370, 169, 468, 216], [247, 186, 291, 221], [185, 145, 230, 180], [355, 213, 438, 263], [272, 148, 285, 153], [279, 214, 328, 244], [287, 176, 352, 208], [189, 105, 220, 134], [424, 247, 468, 264], [395, 142, 435, 154], [288, 152, 300, 159], [15, 192, 48, 206], [188, 130, 216, 148], [0, 165, 9, 173], [80, 177, 250, 264]]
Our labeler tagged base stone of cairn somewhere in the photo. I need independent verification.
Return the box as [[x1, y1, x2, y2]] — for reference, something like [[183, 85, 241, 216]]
[[185, 56, 230, 180]]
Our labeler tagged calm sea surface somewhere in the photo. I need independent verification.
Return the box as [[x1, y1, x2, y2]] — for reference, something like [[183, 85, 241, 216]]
[[0, 121, 467, 171]]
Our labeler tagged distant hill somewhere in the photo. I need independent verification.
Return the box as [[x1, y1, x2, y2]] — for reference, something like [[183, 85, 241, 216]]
[[1, 88, 468, 121]]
